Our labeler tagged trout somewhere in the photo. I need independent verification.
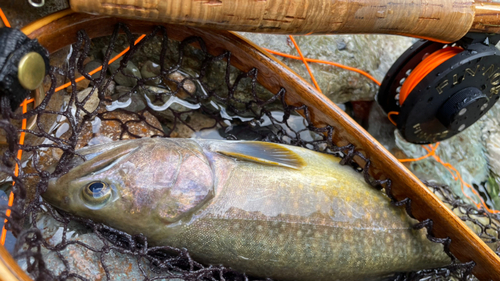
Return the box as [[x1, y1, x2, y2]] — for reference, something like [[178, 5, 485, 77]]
[[42, 138, 450, 280]]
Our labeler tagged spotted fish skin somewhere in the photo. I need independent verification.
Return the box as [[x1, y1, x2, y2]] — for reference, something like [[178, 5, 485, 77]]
[[43, 138, 450, 281]]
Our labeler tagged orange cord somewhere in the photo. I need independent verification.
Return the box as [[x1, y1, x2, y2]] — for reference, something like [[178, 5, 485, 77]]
[[288, 35, 322, 93], [398, 142, 440, 163], [399, 47, 462, 105], [387, 111, 399, 126], [399, 142, 500, 214], [264, 48, 381, 86], [1, 98, 34, 245], [55, 34, 147, 93], [422, 145, 500, 214], [0, 7, 10, 28]]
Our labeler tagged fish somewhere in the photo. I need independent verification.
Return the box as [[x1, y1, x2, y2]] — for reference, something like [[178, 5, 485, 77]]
[[42, 137, 450, 281]]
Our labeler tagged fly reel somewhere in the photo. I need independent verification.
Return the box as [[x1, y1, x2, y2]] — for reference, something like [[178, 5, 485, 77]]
[[377, 34, 500, 144]]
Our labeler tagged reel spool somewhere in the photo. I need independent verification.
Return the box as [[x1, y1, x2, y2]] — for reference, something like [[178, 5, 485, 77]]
[[377, 34, 500, 144]]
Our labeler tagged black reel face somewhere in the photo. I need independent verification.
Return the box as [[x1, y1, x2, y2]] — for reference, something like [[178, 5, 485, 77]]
[[377, 36, 500, 144]]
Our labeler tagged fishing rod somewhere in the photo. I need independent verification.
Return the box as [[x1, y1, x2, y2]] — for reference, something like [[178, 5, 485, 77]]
[[69, 0, 496, 43]]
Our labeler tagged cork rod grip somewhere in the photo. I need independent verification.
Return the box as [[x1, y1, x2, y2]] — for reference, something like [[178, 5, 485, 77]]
[[70, 0, 475, 43]]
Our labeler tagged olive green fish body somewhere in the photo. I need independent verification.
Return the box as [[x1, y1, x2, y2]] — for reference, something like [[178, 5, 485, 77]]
[[43, 138, 449, 280]]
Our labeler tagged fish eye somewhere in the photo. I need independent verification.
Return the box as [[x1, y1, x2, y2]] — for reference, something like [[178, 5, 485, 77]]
[[82, 181, 111, 205]]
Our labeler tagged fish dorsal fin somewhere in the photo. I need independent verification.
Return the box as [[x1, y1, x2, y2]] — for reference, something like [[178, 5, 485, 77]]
[[216, 141, 305, 170]]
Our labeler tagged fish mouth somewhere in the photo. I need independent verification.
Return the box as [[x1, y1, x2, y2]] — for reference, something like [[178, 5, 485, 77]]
[[42, 139, 140, 209]]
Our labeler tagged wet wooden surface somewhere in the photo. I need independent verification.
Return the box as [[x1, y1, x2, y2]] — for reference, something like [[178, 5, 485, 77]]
[[14, 11, 500, 281], [68, 0, 475, 43], [0, 244, 31, 281], [471, 1, 500, 34]]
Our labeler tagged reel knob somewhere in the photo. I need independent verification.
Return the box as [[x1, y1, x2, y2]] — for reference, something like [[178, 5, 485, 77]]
[[377, 33, 500, 144], [436, 87, 488, 133]]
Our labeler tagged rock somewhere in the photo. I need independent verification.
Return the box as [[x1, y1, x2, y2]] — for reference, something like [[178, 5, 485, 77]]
[[84, 59, 104, 82], [110, 86, 147, 112], [365, 103, 405, 158], [66, 87, 101, 117], [164, 71, 198, 99], [482, 102, 500, 205], [40, 234, 152, 281], [140, 60, 161, 85], [238, 33, 415, 103], [95, 110, 165, 140], [337, 40, 347, 51], [65, 57, 93, 93], [127, 36, 279, 112], [19, 212, 177, 281], [103, 49, 142, 87], [103, 80, 116, 98], [169, 111, 218, 138], [486, 132, 500, 175], [114, 62, 142, 87], [395, 119, 492, 208], [141, 86, 198, 122], [141, 61, 199, 99], [486, 133, 500, 202]]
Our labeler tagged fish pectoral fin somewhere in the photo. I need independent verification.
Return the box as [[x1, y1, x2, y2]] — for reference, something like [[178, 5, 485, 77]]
[[216, 141, 305, 170]]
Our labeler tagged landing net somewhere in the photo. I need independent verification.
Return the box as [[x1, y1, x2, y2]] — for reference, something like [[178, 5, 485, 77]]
[[0, 23, 498, 281]]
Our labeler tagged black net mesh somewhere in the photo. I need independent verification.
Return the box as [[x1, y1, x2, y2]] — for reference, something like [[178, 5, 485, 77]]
[[0, 23, 498, 281]]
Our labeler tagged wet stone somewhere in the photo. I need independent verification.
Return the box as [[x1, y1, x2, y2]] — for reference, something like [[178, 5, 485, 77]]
[[141, 86, 196, 122], [103, 49, 142, 87], [366, 103, 401, 156], [106, 35, 280, 112], [395, 111, 494, 209], [103, 80, 116, 97], [72, 87, 101, 116], [22, 212, 179, 281], [164, 71, 198, 99], [141, 60, 161, 85], [486, 131, 500, 175], [482, 102, 500, 205], [96, 110, 165, 140], [111, 86, 147, 112], [84, 59, 104, 81], [113, 62, 142, 87], [337, 40, 347, 51], [66, 57, 93, 93], [170, 111, 219, 138], [239, 33, 415, 103]]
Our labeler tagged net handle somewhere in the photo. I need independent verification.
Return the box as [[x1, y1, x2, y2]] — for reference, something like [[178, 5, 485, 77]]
[[0, 244, 31, 281]]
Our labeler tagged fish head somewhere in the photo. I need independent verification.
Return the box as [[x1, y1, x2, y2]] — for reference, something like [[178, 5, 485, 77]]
[[42, 138, 214, 235]]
